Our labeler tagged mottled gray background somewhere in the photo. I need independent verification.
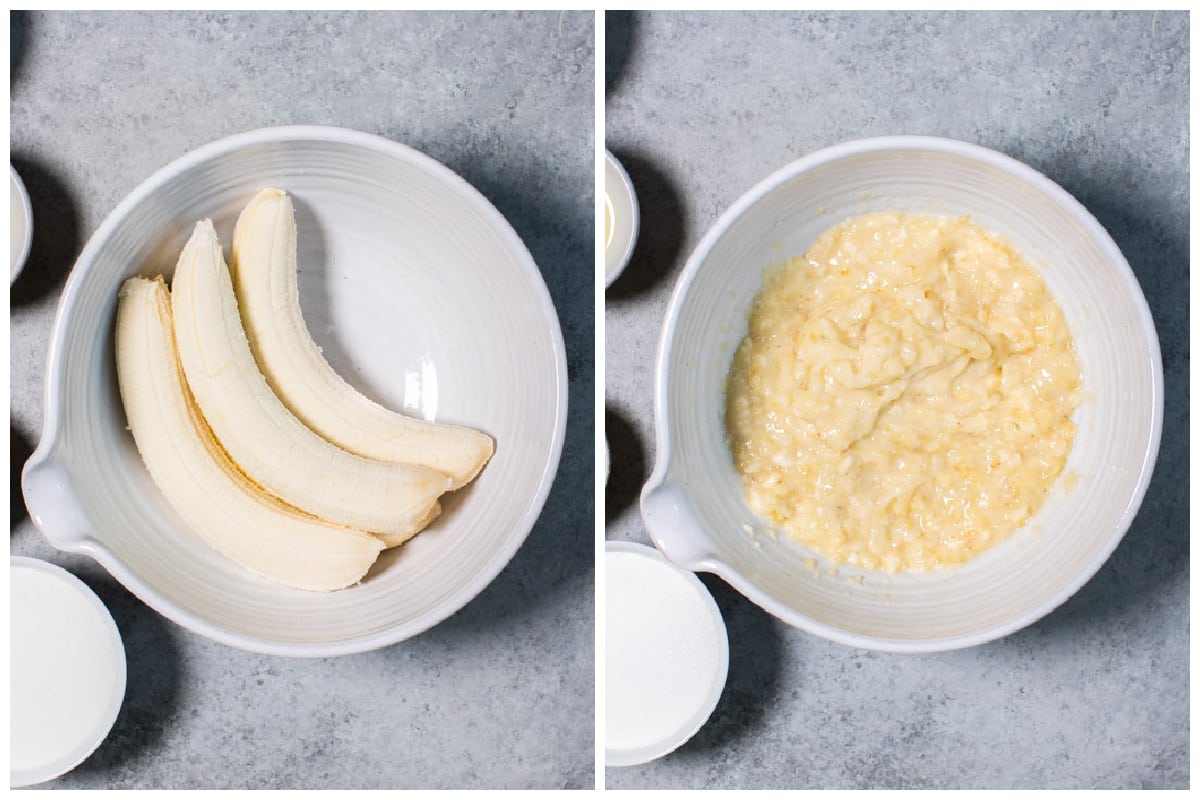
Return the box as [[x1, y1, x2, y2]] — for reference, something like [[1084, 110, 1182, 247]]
[[605, 10, 1187, 790], [10, 10, 594, 790]]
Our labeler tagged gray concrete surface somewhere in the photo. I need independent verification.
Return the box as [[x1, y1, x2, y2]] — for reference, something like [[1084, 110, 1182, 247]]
[[604, 10, 1188, 790], [10, 10, 594, 790]]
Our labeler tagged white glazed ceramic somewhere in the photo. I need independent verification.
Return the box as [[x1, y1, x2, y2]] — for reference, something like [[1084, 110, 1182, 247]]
[[22, 126, 568, 657], [604, 149, 639, 287], [11, 557, 126, 787], [11, 163, 34, 282], [642, 135, 1163, 653], [605, 541, 728, 767]]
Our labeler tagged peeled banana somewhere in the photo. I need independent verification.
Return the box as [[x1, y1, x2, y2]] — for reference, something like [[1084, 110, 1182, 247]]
[[230, 188, 494, 489], [114, 276, 384, 592], [170, 219, 452, 543]]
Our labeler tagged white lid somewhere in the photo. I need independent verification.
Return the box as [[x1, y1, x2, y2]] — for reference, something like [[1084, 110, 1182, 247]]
[[10, 557, 126, 787], [605, 541, 729, 767]]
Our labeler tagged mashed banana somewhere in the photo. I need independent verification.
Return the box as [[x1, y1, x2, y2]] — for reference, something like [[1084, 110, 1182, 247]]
[[725, 212, 1081, 573]]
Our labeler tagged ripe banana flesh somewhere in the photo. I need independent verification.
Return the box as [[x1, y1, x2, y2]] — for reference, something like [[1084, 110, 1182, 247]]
[[230, 188, 494, 489], [171, 219, 452, 541], [114, 276, 384, 592]]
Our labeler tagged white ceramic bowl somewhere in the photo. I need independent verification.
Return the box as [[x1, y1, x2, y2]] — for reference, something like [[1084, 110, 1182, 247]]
[[22, 126, 567, 657], [642, 135, 1162, 653], [604, 150, 639, 287], [605, 541, 728, 767]]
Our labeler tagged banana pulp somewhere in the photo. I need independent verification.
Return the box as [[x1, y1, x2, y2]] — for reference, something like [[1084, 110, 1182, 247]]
[[114, 194, 496, 591]]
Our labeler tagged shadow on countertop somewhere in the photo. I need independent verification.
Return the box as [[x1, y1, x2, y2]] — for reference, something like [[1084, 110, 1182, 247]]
[[604, 405, 646, 526], [11, 10, 31, 86], [11, 422, 34, 532], [10, 156, 82, 309], [605, 10, 636, 99]]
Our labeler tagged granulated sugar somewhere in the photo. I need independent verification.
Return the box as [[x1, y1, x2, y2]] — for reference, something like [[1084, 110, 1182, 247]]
[[605, 545, 728, 765], [10, 559, 126, 787]]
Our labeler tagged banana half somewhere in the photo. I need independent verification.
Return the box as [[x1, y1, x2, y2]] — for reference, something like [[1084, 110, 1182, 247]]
[[114, 276, 384, 591], [171, 220, 452, 545], [230, 188, 494, 489]]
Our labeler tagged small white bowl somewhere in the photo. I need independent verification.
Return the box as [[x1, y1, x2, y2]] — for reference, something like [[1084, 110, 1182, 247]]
[[605, 541, 727, 767], [11, 557, 126, 787], [642, 135, 1163, 653], [11, 164, 34, 282], [604, 150, 639, 287], [21, 126, 568, 657]]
